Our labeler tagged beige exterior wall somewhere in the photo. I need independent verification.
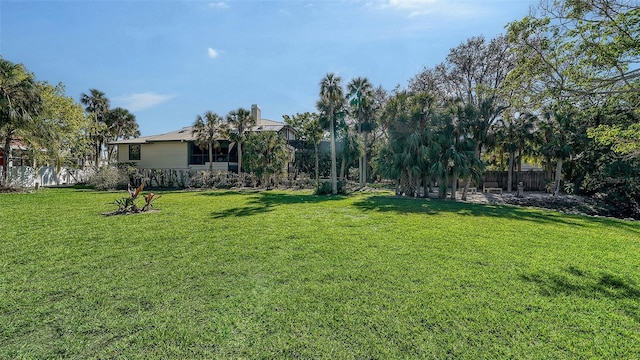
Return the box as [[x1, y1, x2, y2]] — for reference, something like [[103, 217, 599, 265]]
[[117, 144, 141, 163], [117, 142, 233, 172], [117, 144, 126, 162], [118, 142, 189, 169]]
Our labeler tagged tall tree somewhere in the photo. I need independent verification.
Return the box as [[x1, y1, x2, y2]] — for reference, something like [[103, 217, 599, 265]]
[[377, 91, 436, 197], [507, 0, 640, 158], [429, 103, 478, 201], [496, 111, 536, 192], [412, 35, 516, 197], [537, 107, 575, 196], [337, 125, 362, 182], [192, 111, 224, 172], [509, 0, 639, 100], [80, 89, 110, 168], [317, 73, 345, 195], [283, 112, 324, 184], [106, 107, 140, 162], [0, 58, 42, 186], [35, 82, 90, 174], [243, 131, 290, 188], [346, 77, 376, 187], [225, 107, 256, 175], [588, 122, 640, 159]]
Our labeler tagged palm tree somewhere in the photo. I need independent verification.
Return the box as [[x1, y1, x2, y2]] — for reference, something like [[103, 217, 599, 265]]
[[0, 58, 42, 186], [243, 131, 289, 188], [106, 107, 140, 162], [496, 111, 535, 192], [337, 127, 362, 182], [225, 107, 256, 175], [346, 77, 375, 187], [537, 109, 573, 196], [285, 112, 325, 184], [377, 91, 436, 197], [192, 111, 224, 172], [318, 73, 344, 195], [80, 89, 110, 168], [302, 114, 324, 185]]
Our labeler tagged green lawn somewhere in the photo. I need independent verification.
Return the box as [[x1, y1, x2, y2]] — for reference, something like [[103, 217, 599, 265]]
[[1, 188, 639, 358]]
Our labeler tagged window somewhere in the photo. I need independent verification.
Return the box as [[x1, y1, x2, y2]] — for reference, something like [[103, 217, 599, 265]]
[[129, 144, 141, 160], [189, 143, 208, 165], [189, 141, 229, 165]]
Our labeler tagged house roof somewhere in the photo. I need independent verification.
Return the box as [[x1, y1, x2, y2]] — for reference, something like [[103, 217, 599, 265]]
[[0, 137, 29, 151], [110, 118, 292, 145], [251, 119, 287, 133]]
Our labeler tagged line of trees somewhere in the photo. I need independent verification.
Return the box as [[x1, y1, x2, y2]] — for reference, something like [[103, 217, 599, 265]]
[[80, 89, 140, 167], [0, 57, 140, 186], [191, 107, 291, 187], [283, 0, 638, 215], [3, 0, 638, 215]]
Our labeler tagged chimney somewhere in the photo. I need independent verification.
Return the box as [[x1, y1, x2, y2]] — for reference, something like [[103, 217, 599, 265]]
[[251, 104, 261, 125]]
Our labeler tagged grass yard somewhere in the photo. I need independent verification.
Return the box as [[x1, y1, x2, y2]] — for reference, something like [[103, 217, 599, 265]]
[[1, 188, 640, 358]]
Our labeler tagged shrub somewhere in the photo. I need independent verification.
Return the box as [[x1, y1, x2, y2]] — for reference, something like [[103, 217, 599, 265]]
[[110, 183, 161, 214], [88, 166, 128, 191], [314, 180, 346, 195]]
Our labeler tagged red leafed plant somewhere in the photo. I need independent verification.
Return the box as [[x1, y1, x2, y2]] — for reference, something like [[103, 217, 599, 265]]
[[110, 183, 161, 214], [142, 192, 161, 212]]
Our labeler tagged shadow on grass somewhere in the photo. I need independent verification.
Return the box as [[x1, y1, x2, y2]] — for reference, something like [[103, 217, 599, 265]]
[[352, 195, 589, 227], [45, 185, 191, 195], [204, 190, 346, 219], [521, 266, 640, 301]]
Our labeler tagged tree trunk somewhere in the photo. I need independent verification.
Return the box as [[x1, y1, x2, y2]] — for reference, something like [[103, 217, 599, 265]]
[[450, 170, 458, 201], [461, 144, 481, 201], [461, 176, 469, 201], [363, 132, 368, 186], [545, 156, 553, 180], [339, 152, 346, 183], [553, 157, 563, 196], [95, 139, 102, 168], [2, 134, 11, 186], [357, 122, 363, 188], [507, 151, 515, 192], [208, 144, 214, 172], [358, 157, 363, 187], [107, 144, 115, 164], [314, 142, 319, 185], [439, 177, 448, 199], [237, 142, 242, 174], [330, 112, 337, 195]]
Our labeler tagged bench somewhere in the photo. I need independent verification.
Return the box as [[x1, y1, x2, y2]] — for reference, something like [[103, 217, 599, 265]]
[[483, 182, 502, 194]]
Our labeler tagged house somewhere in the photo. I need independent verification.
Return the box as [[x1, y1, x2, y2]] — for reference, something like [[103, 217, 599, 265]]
[[0, 138, 31, 167], [111, 105, 297, 172]]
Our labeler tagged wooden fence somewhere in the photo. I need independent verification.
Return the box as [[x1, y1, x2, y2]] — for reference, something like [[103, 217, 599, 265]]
[[482, 171, 549, 191]]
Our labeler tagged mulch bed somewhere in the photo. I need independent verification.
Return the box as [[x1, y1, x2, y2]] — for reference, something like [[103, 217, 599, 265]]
[[463, 191, 635, 220]]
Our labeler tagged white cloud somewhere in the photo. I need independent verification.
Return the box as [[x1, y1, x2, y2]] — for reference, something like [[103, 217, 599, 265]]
[[208, 2, 229, 9], [384, 0, 479, 18], [388, 0, 438, 10], [207, 48, 219, 59], [114, 93, 176, 112]]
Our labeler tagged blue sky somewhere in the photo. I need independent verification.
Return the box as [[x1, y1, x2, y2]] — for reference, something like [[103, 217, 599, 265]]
[[1, 0, 536, 136]]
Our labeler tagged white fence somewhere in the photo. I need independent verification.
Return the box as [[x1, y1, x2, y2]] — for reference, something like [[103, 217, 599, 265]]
[[0, 166, 92, 188]]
